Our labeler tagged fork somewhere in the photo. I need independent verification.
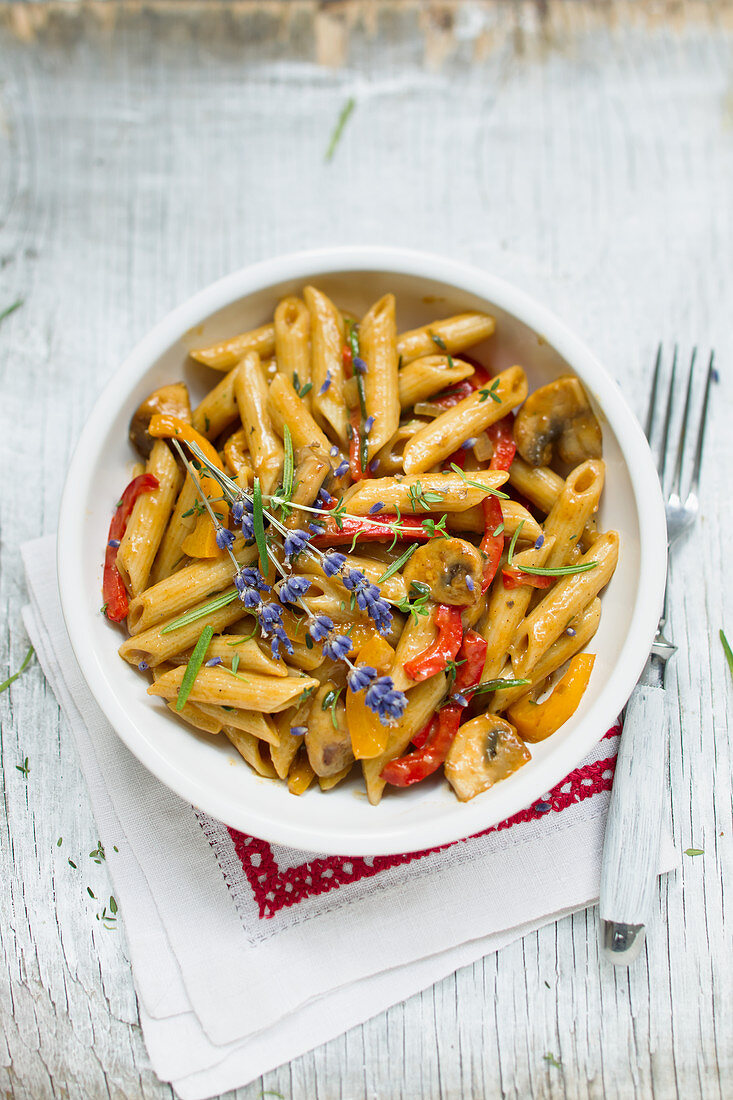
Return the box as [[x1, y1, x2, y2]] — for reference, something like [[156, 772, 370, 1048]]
[[599, 345, 715, 965]]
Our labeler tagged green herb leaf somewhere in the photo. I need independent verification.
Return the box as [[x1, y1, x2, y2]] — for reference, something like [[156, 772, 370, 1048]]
[[421, 515, 448, 539], [252, 477, 269, 574], [543, 1053, 562, 1070], [377, 543, 418, 583], [160, 591, 238, 634], [1, 646, 35, 695], [57, 837, 63, 847], [492, 523, 504, 536], [176, 625, 213, 711], [449, 463, 509, 499], [68, 858, 77, 869], [684, 848, 705, 856], [322, 687, 343, 729], [15, 757, 29, 777], [347, 319, 360, 361], [516, 562, 599, 577], [325, 96, 356, 163], [298, 381, 313, 399], [281, 424, 294, 508], [720, 629, 733, 683], [506, 519, 525, 565], [109, 895, 118, 914], [478, 378, 503, 404], [87, 886, 95, 899], [0, 298, 23, 325], [232, 654, 240, 675], [431, 331, 448, 352], [464, 677, 531, 697]]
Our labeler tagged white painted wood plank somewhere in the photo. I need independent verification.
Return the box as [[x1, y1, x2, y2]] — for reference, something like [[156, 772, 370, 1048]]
[[0, 2, 731, 1098]]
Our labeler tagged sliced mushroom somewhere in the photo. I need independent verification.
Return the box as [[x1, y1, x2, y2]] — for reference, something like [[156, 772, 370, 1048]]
[[444, 714, 531, 801], [513, 376, 602, 467], [402, 537, 483, 606], [305, 682, 355, 777], [129, 383, 191, 457]]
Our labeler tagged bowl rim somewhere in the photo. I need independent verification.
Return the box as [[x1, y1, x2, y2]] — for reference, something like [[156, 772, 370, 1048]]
[[57, 245, 666, 855]]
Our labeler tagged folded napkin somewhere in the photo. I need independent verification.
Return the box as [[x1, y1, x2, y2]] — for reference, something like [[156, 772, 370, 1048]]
[[22, 534, 676, 1100]]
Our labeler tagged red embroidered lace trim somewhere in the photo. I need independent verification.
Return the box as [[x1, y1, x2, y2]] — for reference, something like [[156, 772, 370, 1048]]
[[225, 727, 619, 919]]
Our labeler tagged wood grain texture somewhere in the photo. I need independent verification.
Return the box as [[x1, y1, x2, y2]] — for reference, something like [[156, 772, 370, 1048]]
[[0, 1, 731, 1097]]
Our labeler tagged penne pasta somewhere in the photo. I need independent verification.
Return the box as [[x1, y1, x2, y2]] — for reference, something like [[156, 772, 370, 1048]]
[[360, 294, 400, 459], [268, 373, 332, 458], [234, 351, 284, 496], [116, 440, 183, 596], [191, 368, 239, 439], [398, 355, 475, 409], [119, 587, 247, 667], [396, 312, 496, 364], [343, 469, 509, 515], [402, 366, 528, 474], [189, 323, 276, 371], [479, 538, 556, 682], [148, 477, 197, 586], [274, 296, 312, 411], [223, 727, 278, 777], [542, 459, 605, 568], [147, 665, 319, 713], [304, 285, 347, 444]]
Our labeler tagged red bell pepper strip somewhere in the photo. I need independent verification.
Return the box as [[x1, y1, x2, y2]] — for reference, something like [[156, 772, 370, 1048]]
[[348, 408, 371, 482], [430, 379, 475, 410], [384, 630, 488, 785], [403, 604, 463, 683], [479, 495, 504, 593], [310, 513, 432, 547], [102, 473, 159, 622], [501, 566, 553, 590], [487, 415, 517, 472], [342, 341, 353, 375]]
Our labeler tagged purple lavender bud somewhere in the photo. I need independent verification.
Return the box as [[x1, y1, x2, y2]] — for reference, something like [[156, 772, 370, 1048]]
[[270, 627, 294, 659], [137, 661, 149, 672], [278, 575, 311, 605], [342, 568, 367, 592], [364, 415, 375, 435], [216, 527, 236, 550], [205, 657, 223, 667], [259, 602, 285, 631], [108, 538, 121, 549], [283, 529, 311, 559], [318, 370, 332, 395], [465, 575, 475, 592], [322, 552, 346, 578], [290, 726, 308, 737], [240, 514, 255, 539], [322, 633, 353, 661], [368, 458, 380, 473], [308, 522, 325, 535], [566, 627, 576, 636], [309, 614, 334, 642], [347, 664, 377, 692], [334, 459, 350, 478], [453, 692, 468, 708], [232, 500, 245, 524], [330, 444, 339, 457], [353, 356, 368, 374], [368, 502, 385, 514], [318, 488, 334, 506], [534, 534, 545, 550], [460, 437, 478, 450]]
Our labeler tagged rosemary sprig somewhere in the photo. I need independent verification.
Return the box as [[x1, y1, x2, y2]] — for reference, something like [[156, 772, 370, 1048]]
[[325, 96, 356, 163], [0, 299, 23, 326], [450, 463, 510, 499], [377, 543, 419, 583], [0, 646, 35, 695], [160, 591, 238, 634], [176, 625, 213, 711], [281, 425, 294, 513], [463, 677, 531, 697], [721, 629, 733, 683], [515, 562, 599, 577], [506, 519, 525, 565], [252, 478, 268, 574]]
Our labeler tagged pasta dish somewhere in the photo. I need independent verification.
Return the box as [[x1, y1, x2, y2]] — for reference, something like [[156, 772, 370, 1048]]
[[101, 288, 618, 804]]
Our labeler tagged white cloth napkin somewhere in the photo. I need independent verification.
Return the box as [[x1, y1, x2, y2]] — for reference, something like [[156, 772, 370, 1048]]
[[22, 534, 676, 1100]]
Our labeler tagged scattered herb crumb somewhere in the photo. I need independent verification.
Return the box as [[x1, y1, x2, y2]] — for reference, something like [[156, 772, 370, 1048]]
[[1, 646, 35, 695], [684, 848, 704, 857], [57, 837, 63, 847], [110, 895, 118, 914], [89, 840, 106, 864], [720, 629, 733, 684], [0, 298, 23, 326], [261, 1092, 285, 1099], [544, 980, 550, 989], [113, 845, 119, 853], [68, 858, 77, 869], [15, 757, 30, 777], [325, 96, 356, 163], [543, 1053, 562, 1069]]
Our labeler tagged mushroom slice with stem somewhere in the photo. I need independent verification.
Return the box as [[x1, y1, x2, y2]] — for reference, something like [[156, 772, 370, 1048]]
[[305, 682, 355, 778], [444, 714, 530, 801], [513, 375, 602, 467], [129, 383, 192, 457], [402, 537, 483, 606]]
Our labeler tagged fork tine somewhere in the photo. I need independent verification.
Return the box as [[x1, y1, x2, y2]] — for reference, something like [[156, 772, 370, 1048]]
[[657, 344, 678, 483], [644, 343, 663, 440], [669, 347, 697, 496], [688, 350, 715, 498]]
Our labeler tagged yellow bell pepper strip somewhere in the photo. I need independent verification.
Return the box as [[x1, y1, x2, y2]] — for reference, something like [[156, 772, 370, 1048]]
[[346, 635, 395, 759], [148, 414, 230, 557], [507, 653, 596, 743], [288, 750, 316, 795]]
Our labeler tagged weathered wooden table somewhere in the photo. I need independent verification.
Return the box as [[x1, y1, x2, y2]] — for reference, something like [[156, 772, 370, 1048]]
[[1, 2, 731, 1096]]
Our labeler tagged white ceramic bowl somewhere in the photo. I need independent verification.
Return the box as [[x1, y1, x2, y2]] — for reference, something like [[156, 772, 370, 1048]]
[[57, 247, 666, 855]]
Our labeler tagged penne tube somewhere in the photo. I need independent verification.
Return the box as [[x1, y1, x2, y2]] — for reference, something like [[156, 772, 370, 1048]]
[[194, 705, 278, 745], [398, 355, 475, 408], [479, 538, 556, 681], [116, 440, 183, 597], [396, 312, 496, 365], [319, 765, 353, 791], [508, 531, 619, 677], [223, 727, 277, 777], [272, 703, 311, 778], [191, 369, 239, 439], [127, 544, 258, 635], [274, 296, 312, 411], [360, 294, 400, 459], [342, 469, 508, 516], [301, 554, 407, 606], [288, 748, 316, 794], [304, 285, 347, 444], [148, 478, 197, 586], [189, 323, 276, 371], [234, 352, 284, 496], [449, 500, 542, 542], [268, 372, 332, 457], [167, 700, 224, 735], [375, 419, 425, 476], [147, 665, 319, 713], [509, 456, 599, 546], [362, 674, 448, 805], [184, 633, 287, 678], [282, 447, 331, 528], [491, 598, 601, 712], [120, 588, 246, 667], [222, 428, 253, 485], [542, 460, 605, 568], [402, 366, 528, 474]]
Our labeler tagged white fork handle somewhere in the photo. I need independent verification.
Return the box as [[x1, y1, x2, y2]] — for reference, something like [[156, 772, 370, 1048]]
[[599, 682, 667, 965]]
